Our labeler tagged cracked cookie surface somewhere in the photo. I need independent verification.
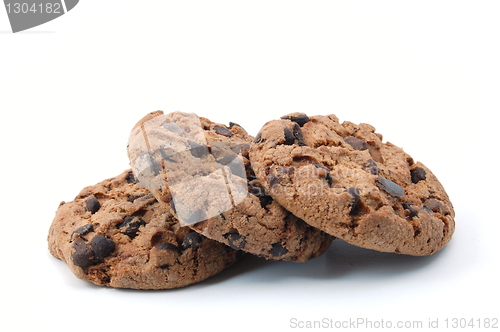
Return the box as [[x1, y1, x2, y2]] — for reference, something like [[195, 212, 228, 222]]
[[127, 111, 334, 261], [250, 113, 455, 256], [47, 170, 241, 289]]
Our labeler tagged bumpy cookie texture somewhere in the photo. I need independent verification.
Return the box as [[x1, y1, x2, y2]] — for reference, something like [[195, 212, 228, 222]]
[[47, 170, 241, 289], [250, 113, 455, 256], [127, 111, 334, 262]]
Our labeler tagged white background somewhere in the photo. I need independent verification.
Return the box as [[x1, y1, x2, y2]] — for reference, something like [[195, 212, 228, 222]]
[[1, 1, 499, 331]]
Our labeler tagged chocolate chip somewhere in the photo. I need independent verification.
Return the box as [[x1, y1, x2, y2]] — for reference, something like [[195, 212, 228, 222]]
[[281, 114, 310, 127], [188, 141, 209, 159], [376, 176, 405, 197], [156, 242, 180, 252], [229, 122, 242, 129], [223, 232, 246, 250], [249, 185, 264, 196], [314, 164, 333, 187], [292, 123, 307, 146], [125, 172, 137, 184], [71, 238, 94, 269], [283, 127, 295, 145], [85, 197, 100, 214], [253, 132, 263, 143], [159, 147, 176, 162], [90, 235, 115, 262], [411, 167, 427, 183], [128, 195, 143, 202], [268, 174, 279, 188], [213, 125, 233, 137], [270, 243, 288, 257], [402, 203, 419, 219], [365, 159, 379, 175], [345, 136, 369, 151], [324, 172, 333, 187], [314, 164, 329, 171], [423, 198, 445, 214], [73, 224, 94, 236], [346, 187, 361, 215], [182, 232, 202, 251], [211, 144, 237, 165], [258, 195, 273, 208], [117, 216, 146, 239], [140, 152, 162, 176]]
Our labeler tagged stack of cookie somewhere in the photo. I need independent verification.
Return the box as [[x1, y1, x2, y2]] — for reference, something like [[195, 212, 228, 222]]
[[48, 111, 455, 289]]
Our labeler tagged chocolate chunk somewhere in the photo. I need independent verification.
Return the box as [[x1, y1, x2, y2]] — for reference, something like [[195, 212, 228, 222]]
[[223, 232, 246, 250], [213, 125, 233, 137], [73, 224, 94, 236], [117, 216, 146, 239], [229, 122, 242, 129], [402, 203, 419, 219], [324, 173, 333, 187], [314, 164, 333, 187], [423, 198, 445, 214], [71, 238, 94, 269], [125, 172, 137, 184], [346, 187, 361, 215], [140, 152, 162, 176], [366, 159, 379, 175], [270, 243, 288, 257], [268, 174, 279, 188], [250, 181, 273, 206], [314, 164, 329, 171], [258, 195, 273, 208], [281, 114, 310, 127], [128, 195, 143, 202], [249, 185, 265, 196], [292, 123, 307, 146], [159, 147, 176, 162], [188, 141, 209, 159], [423, 206, 433, 214], [155, 242, 180, 252], [182, 232, 202, 251], [293, 155, 316, 164], [283, 127, 295, 145], [85, 197, 101, 214], [253, 132, 263, 143], [376, 176, 405, 197], [411, 167, 427, 183], [211, 144, 237, 165], [90, 235, 115, 262], [345, 136, 369, 151]]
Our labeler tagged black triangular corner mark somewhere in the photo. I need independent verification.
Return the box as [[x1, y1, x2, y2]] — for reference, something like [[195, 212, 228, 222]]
[[64, 0, 79, 12]]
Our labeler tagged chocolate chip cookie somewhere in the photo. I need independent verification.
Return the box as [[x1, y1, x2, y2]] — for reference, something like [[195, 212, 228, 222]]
[[127, 111, 334, 261], [249, 113, 455, 256], [47, 170, 241, 289]]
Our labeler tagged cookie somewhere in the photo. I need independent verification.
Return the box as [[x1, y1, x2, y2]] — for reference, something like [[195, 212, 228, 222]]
[[127, 111, 334, 262], [47, 170, 241, 289], [249, 113, 455, 256]]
